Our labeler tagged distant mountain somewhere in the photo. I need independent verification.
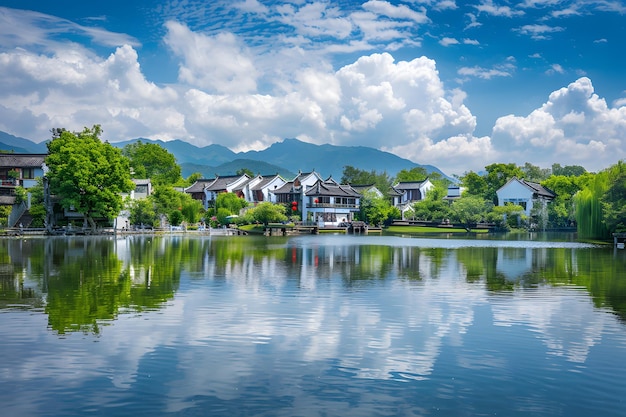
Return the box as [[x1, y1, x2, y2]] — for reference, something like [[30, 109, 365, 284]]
[[113, 138, 236, 166], [239, 138, 446, 179], [0, 131, 48, 153], [181, 159, 296, 179], [0, 131, 449, 180]]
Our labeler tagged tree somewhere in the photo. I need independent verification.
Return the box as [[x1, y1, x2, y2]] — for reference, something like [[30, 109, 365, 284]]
[[236, 168, 255, 177], [395, 166, 428, 182], [521, 162, 550, 182], [450, 196, 491, 232], [128, 198, 157, 227], [601, 161, 626, 233], [341, 166, 392, 195], [216, 192, 248, 215], [122, 140, 182, 185], [45, 125, 134, 230], [359, 191, 400, 226], [541, 175, 581, 227], [484, 163, 524, 204], [248, 202, 287, 225], [460, 171, 488, 197], [552, 163, 586, 177]]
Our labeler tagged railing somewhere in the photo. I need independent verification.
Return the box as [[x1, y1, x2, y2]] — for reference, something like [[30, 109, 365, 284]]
[[0, 179, 17, 186], [307, 203, 359, 209]]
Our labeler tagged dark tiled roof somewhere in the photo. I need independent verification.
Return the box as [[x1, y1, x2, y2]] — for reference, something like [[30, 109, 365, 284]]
[[205, 175, 245, 192], [305, 181, 361, 197], [394, 180, 429, 190], [185, 179, 215, 193], [272, 181, 300, 194], [0, 154, 47, 168], [521, 179, 556, 199]]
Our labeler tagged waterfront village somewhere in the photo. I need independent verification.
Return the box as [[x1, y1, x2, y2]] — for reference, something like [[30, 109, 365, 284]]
[[1, 127, 625, 246], [0, 152, 562, 237]]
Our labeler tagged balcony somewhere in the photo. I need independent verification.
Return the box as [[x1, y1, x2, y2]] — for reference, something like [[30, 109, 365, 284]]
[[0, 178, 18, 187], [307, 203, 359, 209]]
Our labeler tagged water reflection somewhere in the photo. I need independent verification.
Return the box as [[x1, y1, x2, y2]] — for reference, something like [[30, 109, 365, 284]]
[[0, 235, 625, 417]]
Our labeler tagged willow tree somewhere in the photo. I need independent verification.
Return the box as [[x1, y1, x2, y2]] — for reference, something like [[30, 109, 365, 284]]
[[575, 172, 609, 240], [46, 125, 134, 231]]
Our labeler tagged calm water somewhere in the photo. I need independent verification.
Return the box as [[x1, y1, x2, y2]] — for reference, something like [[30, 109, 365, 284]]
[[1, 234, 625, 417]]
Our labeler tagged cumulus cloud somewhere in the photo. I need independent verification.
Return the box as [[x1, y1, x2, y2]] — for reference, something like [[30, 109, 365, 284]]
[[164, 21, 258, 94], [475, 0, 524, 17], [0, 44, 181, 141], [492, 77, 626, 171]]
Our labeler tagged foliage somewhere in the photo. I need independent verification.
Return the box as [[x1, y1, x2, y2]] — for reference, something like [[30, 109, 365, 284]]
[[601, 161, 626, 233], [395, 166, 428, 182], [122, 140, 182, 185], [575, 172, 610, 239], [45, 125, 134, 229], [552, 163, 586, 177], [484, 163, 524, 204], [236, 168, 255, 177], [359, 192, 399, 226], [181, 198, 204, 224], [168, 209, 184, 226], [216, 192, 248, 215], [341, 166, 392, 195], [128, 198, 157, 227], [520, 162, 551, 182], [0, 205, 11, 227], [488, 204, 526, 229], [185, 172, 203, 187], [26, 178, 45, 227], [450, 196, 492, 231], [541, 175, 581, 227], [149, 184, 203, 224], [13, 186, 27, 204], [247, 202, 287, 225], [412, 186, 451, 222], [460, 171, 488, 197]]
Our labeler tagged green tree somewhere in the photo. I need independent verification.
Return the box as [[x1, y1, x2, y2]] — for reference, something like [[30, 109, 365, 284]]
[[412, 185, 451, 222], [216, 192, 248, 215], [128, 198, 157, 227], [601, 161, 626, 233], [395, 166, 428, 182], [236, 168, 255, 177], [484, 163, 524, 204], [150, 185, 185, 215], [181, 198, 204, 224], [341, 166, 392, 195], [248, 202, 287, 225], [359, 191, 400, 226], [575, 172, 609, 239], [552, 163, 586, 177], [45, 125, 134, 230], [168, 209, 184, 226], [460, 171, 488, 197], [541, 175, 581, 227], [450, 196, 491, 231], [122, 140, 182, 185], [521, 162, 550, 182]]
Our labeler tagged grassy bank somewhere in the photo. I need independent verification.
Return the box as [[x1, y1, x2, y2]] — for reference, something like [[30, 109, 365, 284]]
[[385, 225, 490, 234]]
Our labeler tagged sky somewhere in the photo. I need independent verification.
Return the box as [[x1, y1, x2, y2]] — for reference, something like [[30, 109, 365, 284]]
[[0, 0, 625, 176]]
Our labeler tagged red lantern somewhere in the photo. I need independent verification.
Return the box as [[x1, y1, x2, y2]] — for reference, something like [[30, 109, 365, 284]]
[[314, 199, 318, 204], [292, 206, 297, 211]]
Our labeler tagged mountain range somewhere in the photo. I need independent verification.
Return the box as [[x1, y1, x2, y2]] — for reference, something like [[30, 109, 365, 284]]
[[0, 130, 447, 180]]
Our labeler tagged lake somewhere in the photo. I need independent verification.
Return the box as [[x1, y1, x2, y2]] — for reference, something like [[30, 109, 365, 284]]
[[1, 234, 625, 417]]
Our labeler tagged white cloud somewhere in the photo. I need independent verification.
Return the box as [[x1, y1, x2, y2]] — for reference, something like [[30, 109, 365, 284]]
[[492, 77, 626, 170], [547, 63, 565, 74], [514, 24, 565, 40], [362, 0, 429, 23], [475, 0, 525, 17], [164, 21, 258, 94], [439, 37, 459, 46], [457, 58, 516, 79], [463, 38, 480, 45]]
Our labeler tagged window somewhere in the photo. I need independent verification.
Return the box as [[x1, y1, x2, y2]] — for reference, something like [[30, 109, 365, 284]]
[[22, 168, 35, 179]]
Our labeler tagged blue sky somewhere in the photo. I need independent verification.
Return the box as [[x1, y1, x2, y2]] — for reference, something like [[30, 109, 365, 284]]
[[0, 0, 625, 175]]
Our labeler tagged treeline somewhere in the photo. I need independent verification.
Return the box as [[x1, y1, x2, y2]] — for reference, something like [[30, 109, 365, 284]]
[[341, 160, 625, 238], [18, 125, 625, 239]]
